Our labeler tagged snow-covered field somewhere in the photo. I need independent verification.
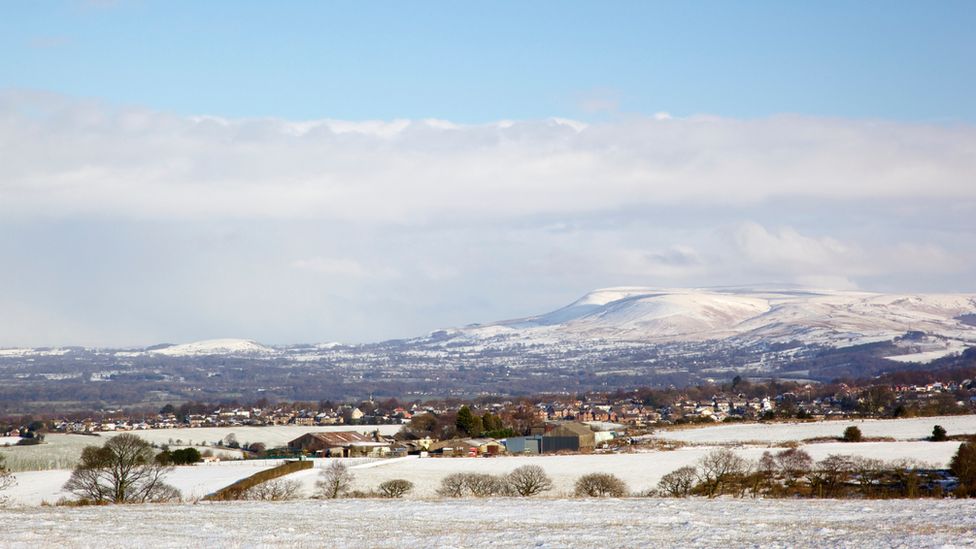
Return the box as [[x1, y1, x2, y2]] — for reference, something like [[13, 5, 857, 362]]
[[656, 414, 976, 444], [4, 440, 966, 505], [0, 425, 402, 472], [2, 498, 974, 548]]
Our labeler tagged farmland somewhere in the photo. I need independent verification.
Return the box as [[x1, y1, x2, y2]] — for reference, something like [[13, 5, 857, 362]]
[[1, 498, 974, 548]]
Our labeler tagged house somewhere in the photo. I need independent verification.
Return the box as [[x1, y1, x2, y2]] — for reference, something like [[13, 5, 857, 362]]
[[287, 431, 390, 457]]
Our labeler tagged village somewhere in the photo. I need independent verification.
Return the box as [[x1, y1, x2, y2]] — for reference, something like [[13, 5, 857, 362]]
[[5, 374, 970, 461]]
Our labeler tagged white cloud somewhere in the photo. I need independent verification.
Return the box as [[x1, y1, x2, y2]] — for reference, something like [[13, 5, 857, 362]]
[[1, 91, 974, 346], [3, 91, 974, 224]]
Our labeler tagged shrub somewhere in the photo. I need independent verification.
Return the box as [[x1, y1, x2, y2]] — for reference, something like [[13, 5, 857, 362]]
[[462, 473, 508, 497], [950, 442, 976, 497], [378, 479, 414, 498], [316, 461, 354, 498], [842, 426, 863, 443], [574, 473, 628, 497], [437, 472, 467, 498], [931, 425, 948, 442], [506, 465, 553, 497], [695, 448, 749, 498], [242, 478, 302, 501], [657, 466, 696, 497]]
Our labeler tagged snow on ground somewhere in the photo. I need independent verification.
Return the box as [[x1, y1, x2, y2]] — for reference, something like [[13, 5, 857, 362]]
[[291, 442, 964, 498], [0, 437, 21, 446], [0, 426, 401, 472], [656, 414, 976, 444], [149, 338, 277, 357], [5, 460, 279, 505], [2, 498, 974, 548]]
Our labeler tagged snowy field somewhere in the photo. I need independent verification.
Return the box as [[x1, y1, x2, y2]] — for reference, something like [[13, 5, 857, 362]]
[[2, 498, 974, 548], [656, 414, 976, 444], [5, 441, 965, 505], [0, 425, 401, 472]]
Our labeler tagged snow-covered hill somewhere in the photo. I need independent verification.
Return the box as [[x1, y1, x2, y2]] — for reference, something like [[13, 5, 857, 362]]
[[449, 287, 976, 360], [148, 338, 276, 357]]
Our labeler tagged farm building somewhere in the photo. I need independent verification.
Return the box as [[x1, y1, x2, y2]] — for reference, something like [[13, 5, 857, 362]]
[[287, 431, 392, 457], [429, 437, 505, 456]]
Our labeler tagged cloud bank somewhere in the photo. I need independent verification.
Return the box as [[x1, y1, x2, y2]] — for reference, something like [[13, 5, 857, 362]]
[[0, 91, 973, 346]]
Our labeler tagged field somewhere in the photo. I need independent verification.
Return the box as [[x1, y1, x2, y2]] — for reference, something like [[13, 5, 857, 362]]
[[0, 425, 402, 472], [1, 498, 974, 548], [654, 415, 976, 444]]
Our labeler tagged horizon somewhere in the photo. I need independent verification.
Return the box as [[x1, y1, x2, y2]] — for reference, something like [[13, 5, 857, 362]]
[[2, 2, 975, 347]]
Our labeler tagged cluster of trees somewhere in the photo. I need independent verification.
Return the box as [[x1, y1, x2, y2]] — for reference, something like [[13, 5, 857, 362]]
[[62, 434, 180, 504], [436, 465, 554, 497], [654, 442, 976, 499], [156, 447, 202, 466]]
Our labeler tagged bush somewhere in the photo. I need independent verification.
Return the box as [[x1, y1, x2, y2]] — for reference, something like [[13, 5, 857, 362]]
[[695, 448, 749, 498], [842, 426, 863, 442], [950, 442, 976, 497], [62, 433, 180, 504], [437, 472, 467, 498], [657, 466, 696, 497], [574, 473, 628, 497], [242, 478, 302, 501], [378, 479, 414, 498], [316, 461, 354, 498], [931, 425, 948, 442], [436, 472, 509, 497], [506, 465, 553, 497]]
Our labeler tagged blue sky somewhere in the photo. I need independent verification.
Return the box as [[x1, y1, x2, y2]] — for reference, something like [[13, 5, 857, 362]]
[[3, 1, 975, 122], [1, 2, 975, 347]]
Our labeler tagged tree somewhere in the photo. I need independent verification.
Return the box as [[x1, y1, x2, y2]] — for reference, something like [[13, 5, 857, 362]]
[[455, 406, 483, 437], [931, 425, 948, 442], [223, 433, 240, 449], [462, 473, 507, 497], [842, 426, 863, 442], [378, 479, 414, 498], [63, 433, 180, 504], [437, 472, 467, 497], [316, 461, 354, 498], [574, 473, 628, 497], [657, 466, 697, 497], [774, 448, 813, 488], [506, 465, 553, 496], [696, 448, 748, 498], [808, 454, 854, 498], [171, 447, 202, 465], [950, 442, 976, 497], [0, 455, 16, 504]]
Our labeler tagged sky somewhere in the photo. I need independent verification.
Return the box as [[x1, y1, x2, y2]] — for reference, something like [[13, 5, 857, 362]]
[[1, 1, 975, 347]]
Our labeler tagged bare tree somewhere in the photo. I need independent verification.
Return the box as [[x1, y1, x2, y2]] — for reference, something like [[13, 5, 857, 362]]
[[316, 461, 354, 498], [574, 473, 628, 497], [463, 473, 507, 497], [243, 478, 302, 501], [378, 479, 414, 498], [808, 454, 854, 498], [774, 448, 813, 488], [696, 448, 748, 498], [0, 455, 16, 504], [437, 472, 467, 497], [506, 465, 553, 497], [657, 466, 697, 497], [62, 433, 180, 504]]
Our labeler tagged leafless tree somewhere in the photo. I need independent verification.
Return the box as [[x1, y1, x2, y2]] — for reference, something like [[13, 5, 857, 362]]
[[774, 448, 813, 487], [696, 448, 748, 498], [0, 455, 16, 504], [62, 433, 180, 504], [574, 473, 628, 497], [437, 472, 467, 497], [657, 466, 697, 497], [243, 478, 303, 501], [506, 465, 553, 497], [377, 479, 414, 498], [316, 461, 354, 498], [463, 473, 507, 497], [808, 454, 854, 498]]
